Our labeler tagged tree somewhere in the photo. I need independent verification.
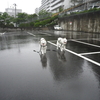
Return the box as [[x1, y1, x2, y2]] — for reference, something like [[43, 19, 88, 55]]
[[0, 12, 11, 28], [15, 13, 28, 24], [27, 14, 37, 22], [38, 10, 49, 16], [19, 23, 25, 30], [38, 10, 52, 20]]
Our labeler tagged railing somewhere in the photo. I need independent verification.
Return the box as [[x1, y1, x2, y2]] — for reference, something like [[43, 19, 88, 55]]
[[51, 0, 62, 7], [58, 8, 100, 18], [51, 3, 62, 11]]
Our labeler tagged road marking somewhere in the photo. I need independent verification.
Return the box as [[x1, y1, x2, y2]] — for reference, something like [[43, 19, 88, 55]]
[[48, 41, 100, 67], [79, 51, 100, 55], [73, 38, 100, 41], [27, 32, 36, 36], [38, 32, 52, 36], [71, 39, 100, 48]]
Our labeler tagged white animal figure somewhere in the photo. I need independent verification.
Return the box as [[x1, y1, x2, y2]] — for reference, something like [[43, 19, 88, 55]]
[[56, 37, 67, 52], [40, 38, 47, 55], [56, 37, 62, 50]]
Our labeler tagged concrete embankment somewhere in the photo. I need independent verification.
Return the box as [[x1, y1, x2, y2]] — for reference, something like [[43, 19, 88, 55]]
[[58, 11, 100, 33]]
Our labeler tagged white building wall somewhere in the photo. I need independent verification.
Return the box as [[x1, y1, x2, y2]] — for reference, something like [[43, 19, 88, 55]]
[[63, 0, 71, 9], [39, 0, 71, 13], [51, 0, 64, 13], [38, 0, 95, 14], [5, 8, 22, 17], [35, 8, 39, 15]]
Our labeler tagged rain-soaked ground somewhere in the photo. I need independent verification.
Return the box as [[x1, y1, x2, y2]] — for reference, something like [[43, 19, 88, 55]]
[[0, 30, 100, 100]]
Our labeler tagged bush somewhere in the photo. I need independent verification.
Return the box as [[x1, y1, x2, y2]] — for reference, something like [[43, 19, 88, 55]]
[[34, 15, 58, 27]]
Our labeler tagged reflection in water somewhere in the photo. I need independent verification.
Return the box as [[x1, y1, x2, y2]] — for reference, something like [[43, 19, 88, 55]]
[[40, 53, 47, 68], [47, 42, 100, 100], [87, 61, 100, 89], [47, 44, 83, 81], [54, 30, 100, 40], [0, 32, 39, 51], [0, 31, 100, 100], [0, 33, 8, 50], [56, 49, 66, 62]]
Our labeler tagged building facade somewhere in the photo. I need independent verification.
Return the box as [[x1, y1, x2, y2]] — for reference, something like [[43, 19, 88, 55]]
[[5, 8, 22, 17], [39, 0, 65, 13], [38, 0, 86, 13], [35, 0, 100, 15], [35, 8, 40, 15]]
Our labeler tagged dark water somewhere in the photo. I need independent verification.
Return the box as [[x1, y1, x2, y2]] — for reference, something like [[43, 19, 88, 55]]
[[0, 31, 100, 100]]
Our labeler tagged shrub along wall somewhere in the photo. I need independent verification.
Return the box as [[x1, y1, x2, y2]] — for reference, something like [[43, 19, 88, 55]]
[[58, 11, 100, 33]]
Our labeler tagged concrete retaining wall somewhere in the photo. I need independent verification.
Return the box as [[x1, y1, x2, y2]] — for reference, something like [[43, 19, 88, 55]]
[[58, 11, 100, 33]]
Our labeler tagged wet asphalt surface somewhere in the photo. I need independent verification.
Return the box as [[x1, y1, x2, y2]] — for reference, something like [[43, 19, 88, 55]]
[[0, 30, 100, 100]]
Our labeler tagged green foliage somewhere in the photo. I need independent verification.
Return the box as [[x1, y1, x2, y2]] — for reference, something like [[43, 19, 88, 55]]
[[34, 15, 58, 27], [27, 14, 37, 22], [0, 12, 14, 28], [34, 22, 41, 27], [19, 23, 25, 28], [0, 10, 53, 29], [6, 23, 14, 28], [2, 12, 9, 18], [17, 13, 28, 18], [59, 6, 63, 12], [28, 14, 37, 18], [15, 13, 28, 24], [39, 10, 50, 15], [9, 23, 14, 28], [19, 21, 35, 29], [59, 7, 100, 18], [30, 22, 34, 27], [46, 21, 57, 27]]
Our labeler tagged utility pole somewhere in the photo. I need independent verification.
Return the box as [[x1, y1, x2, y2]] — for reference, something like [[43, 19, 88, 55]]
[[13, 3, 17, 28]]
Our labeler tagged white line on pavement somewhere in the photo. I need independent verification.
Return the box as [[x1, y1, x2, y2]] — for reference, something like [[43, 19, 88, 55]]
[[48, 41, 100, 67], [71, 39, 100, 48], [27, 32, 36, 36], [39, 32, 52, 36], [79, 51, 100, 55]]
